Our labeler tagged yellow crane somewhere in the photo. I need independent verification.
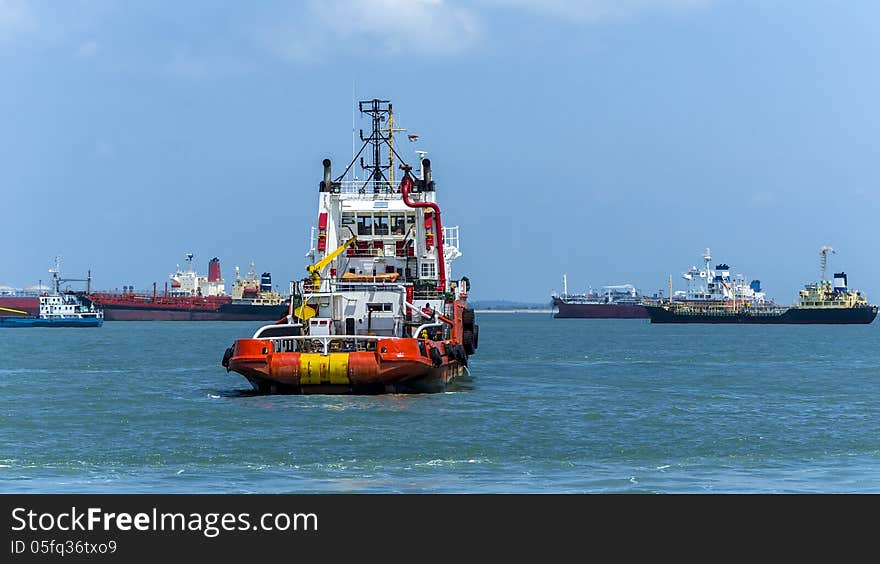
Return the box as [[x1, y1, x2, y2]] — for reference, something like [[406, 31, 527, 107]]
[[296, 235, 358, 321], [0, 306, 29, 316], [307, 235, 358, 288]]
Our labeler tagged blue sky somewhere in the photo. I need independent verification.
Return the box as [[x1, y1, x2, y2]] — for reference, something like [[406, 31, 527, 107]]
[[1, 1, 878, 303]]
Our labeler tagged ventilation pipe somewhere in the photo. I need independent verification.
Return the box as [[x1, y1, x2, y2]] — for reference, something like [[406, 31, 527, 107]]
[[399, 165, 446, 292]]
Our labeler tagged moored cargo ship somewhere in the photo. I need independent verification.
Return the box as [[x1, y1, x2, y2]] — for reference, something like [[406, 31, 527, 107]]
[[645, 247, 878, 324], [223, 98, 477, 394], [551, 275, 648, 318], [89, 256, 287, 321]]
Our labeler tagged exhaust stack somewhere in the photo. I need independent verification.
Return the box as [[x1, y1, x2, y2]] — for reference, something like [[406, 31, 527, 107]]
[[320, 158, 332, 192], [422, 158, 434, 192], [208, 257, 222, 282]]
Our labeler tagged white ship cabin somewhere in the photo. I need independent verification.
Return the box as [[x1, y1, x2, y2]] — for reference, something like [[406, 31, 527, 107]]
[[552, 280, 641, 305], [293, 156, 466, 339], [39, 294, 103, 319], [680, 248, 765, 303], [168, 255, 226, 297]]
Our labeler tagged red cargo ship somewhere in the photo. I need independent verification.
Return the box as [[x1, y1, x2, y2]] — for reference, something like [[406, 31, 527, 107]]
[[551, 275, 648, 319], [89, 256, 287, 321]]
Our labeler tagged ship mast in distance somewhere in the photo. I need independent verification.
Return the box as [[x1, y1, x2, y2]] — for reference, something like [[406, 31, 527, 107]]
[[820, 245, 835, 282]]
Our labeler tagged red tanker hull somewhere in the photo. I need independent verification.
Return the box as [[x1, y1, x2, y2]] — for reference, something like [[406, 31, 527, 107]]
[[89, 293, 285, 321], [0, 297, 40, 316], [101, 308, 283, 321]]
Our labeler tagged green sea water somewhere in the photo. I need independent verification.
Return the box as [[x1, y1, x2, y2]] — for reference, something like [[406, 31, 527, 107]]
[[1, 314, 878, 493]]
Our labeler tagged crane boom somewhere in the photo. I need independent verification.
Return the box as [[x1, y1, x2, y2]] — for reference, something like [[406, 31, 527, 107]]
[[307, 235, 358, 288], [0, 306, 29, 316]]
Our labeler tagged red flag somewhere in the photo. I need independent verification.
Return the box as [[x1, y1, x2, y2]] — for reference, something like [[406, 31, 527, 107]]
[[408, 134, 419, 142]]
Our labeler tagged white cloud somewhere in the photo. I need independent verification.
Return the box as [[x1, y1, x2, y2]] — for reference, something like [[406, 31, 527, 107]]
[[486, 0, 712, 22], [265, 0, 481, 62]]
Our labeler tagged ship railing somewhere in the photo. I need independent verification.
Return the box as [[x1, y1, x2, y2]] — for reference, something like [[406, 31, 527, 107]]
[[252, 334, 394, 356], [297, 282, 448, 299], [413, 322, 445, 340], [330, 281, 407, 292], [331, 180, 402, 200]]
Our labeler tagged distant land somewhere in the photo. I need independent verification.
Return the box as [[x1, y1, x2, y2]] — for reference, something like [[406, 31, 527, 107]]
[[469, 300, 551, 310]]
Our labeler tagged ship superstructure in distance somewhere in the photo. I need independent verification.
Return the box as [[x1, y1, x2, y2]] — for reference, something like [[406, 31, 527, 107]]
[[88, 255, 286, 321], [645, 247, 878, 324], [551, 274, 648, 318], [223, 98, 478, 394], [0, 258, 103, 327], [677, 248, 766, 303]]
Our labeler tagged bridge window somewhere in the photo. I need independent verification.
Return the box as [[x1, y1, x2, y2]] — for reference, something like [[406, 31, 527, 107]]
[[391, 213, 406, 235], [374, 215, 389, 235], [357, 214, 373, 236]]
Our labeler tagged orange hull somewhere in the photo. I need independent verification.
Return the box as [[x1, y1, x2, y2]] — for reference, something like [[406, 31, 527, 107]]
[[226, 337, 468, 394]]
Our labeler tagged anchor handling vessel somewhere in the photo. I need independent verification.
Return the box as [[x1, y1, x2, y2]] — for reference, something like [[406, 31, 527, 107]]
[[222, 99, 478, 393]]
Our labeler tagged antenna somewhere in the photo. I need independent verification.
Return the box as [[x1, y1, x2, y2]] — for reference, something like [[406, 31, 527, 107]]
[[820, 245, 835, 282], [337, 99, 411, 190], [48, 256, 61, 295], [385, 107, 405, 186], [351, 79, 356, 182]]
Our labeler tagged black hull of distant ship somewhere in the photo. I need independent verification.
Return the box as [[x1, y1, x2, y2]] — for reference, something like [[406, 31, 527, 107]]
[[645, 304, 878, 324], [552, 297, 647, 319]]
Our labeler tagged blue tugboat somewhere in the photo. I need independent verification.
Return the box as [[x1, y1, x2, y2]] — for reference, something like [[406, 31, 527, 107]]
[[0, 260, 103, 327]]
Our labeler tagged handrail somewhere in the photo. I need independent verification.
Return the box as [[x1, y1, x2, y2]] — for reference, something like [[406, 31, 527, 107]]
[[253, 334, 402, 356], [413, 322, 444, 338]]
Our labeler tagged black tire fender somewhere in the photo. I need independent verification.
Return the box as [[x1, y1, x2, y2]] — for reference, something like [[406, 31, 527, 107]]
[[221, 346, 233, 369], [429, 346, 443, 367], [463, 330, 475, 355], [461, 308, 475, 328]]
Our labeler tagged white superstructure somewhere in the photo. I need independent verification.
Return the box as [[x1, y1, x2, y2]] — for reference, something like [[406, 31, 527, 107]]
[[168, 254, 226, 297], [283, 99, 468, 339], [680, 248, 765, 303]]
